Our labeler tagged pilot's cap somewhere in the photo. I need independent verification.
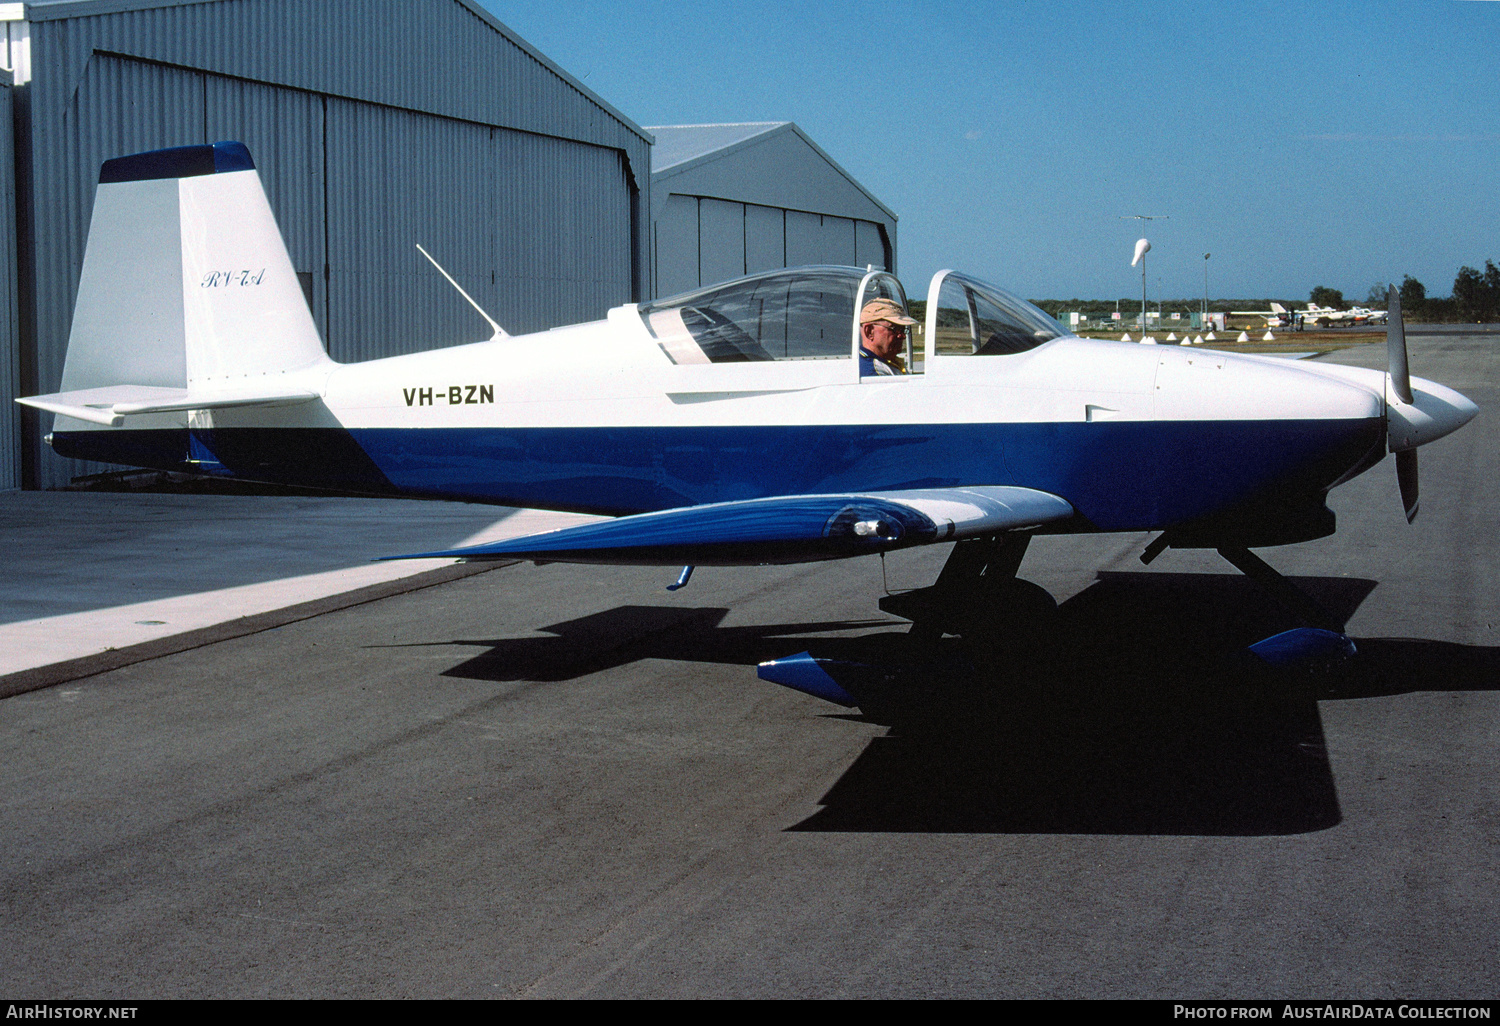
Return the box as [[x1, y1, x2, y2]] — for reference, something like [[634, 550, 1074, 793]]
[[859, 298, 918, 326]]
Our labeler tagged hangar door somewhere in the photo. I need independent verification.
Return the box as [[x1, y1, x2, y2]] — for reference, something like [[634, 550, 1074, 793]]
[[655, 193, 889, 298]]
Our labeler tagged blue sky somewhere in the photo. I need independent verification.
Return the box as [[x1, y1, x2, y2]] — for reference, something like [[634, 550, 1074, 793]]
[[479, 1, 1498, 302]]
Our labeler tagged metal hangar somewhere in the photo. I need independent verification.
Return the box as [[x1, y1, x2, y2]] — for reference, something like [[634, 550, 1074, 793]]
[[646, 121, 898, 298], [0, 0, 652, 489]]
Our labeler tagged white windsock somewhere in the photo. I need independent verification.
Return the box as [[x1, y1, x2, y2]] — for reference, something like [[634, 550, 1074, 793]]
[[1131, 238, 1151, 267]]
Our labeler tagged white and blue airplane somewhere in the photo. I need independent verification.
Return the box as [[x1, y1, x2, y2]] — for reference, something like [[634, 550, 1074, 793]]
[[17, 142, 1478, 707]]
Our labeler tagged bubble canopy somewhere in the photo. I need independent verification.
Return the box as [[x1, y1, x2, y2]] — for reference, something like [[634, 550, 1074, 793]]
[[638, 265, 1070, 367], [925, 270, 1072, 357], [640, 266, 907, 364]]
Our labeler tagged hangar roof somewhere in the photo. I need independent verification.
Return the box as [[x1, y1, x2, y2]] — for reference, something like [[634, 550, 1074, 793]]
[[650, 122, 787, 172], [646, 121, 896, 224], [22, 0, 652, 144]]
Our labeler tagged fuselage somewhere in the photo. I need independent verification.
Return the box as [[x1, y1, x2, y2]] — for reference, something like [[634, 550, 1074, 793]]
[[34, 150, 1468, 552], [54, 300, 1396, 537]]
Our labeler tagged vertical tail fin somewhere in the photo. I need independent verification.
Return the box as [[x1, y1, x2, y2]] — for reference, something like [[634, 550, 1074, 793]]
[[59, 141, 328, 396]]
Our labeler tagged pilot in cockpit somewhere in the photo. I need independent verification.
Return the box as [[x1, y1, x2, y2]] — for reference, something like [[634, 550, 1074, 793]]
[[858, 298, 917, 376]]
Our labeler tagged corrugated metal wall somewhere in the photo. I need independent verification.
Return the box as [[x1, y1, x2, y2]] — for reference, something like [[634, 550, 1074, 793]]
[[648, 123, 895, 298], [785, 210, 855, 268], [324, 98, 631, 361], [653, 194, 889, 299], [19, 0, 650, 488], [654, 194, 698, 299], [744, 203, 784, 275], [696, 198, 744, 289], [0, 81, 17, 490]]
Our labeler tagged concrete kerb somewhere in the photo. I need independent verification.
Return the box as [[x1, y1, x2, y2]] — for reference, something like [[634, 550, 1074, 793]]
[[0, 560, 514, 700]]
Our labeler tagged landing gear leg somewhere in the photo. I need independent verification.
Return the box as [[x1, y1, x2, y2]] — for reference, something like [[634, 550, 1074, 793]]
[[1216, 545, 1344, 632], [880, 533, 1035, 643]]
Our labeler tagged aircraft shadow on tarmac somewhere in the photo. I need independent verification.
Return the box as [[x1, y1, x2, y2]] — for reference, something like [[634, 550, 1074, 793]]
[[411, 571, 1500, 837]]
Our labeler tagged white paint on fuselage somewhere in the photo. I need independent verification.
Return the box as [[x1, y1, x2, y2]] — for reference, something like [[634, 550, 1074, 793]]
[[65, 304, 1391, 438], [308, 304, 1384, 435]]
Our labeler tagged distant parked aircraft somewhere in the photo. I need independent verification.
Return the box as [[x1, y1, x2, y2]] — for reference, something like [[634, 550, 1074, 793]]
[[1229, 302, 1293, 328], [1306, 304, 1389, 327]]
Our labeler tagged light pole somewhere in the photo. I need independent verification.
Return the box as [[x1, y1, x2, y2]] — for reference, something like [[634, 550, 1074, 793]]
[[1203, 252, 1211, 322]]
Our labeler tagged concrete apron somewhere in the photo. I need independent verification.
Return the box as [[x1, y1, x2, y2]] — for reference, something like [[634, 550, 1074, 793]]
[[0, 494, 600, 697]]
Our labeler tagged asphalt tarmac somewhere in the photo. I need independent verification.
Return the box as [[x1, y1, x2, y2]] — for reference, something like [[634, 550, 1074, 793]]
[[2, 334, 1496, 999]]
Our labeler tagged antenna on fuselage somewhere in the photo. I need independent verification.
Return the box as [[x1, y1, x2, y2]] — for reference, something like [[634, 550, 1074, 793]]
[[415, 243, 508, 340]]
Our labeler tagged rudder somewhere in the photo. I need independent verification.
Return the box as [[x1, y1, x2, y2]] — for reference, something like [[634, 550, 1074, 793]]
[[59, 141, 329, 396]]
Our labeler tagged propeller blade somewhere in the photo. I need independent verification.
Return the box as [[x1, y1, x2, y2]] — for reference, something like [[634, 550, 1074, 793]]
[[1397, 449, 1419, 523], [1387, 283, 1412, 405], [1386, 284, 1419, 522]]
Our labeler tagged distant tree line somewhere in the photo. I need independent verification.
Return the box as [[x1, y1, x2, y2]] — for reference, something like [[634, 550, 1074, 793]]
[[1392, 261, 1500, 323], [1028, 259, 1499, 323]]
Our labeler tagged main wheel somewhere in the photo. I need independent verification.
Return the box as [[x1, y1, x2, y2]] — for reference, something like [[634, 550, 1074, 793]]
[[956, 577, 1059, 662]]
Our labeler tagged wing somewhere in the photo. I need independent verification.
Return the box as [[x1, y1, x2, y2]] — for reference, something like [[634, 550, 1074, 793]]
[[383, 486, 1074, 567]]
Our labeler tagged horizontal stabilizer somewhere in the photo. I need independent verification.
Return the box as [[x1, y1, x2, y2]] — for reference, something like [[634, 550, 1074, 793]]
[[18, 384, 319, 427], [382, 486, 1074, 567]]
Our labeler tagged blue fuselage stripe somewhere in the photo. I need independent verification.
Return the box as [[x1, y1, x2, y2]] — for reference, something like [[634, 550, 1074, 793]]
[[54, 417, 1383, 532]]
